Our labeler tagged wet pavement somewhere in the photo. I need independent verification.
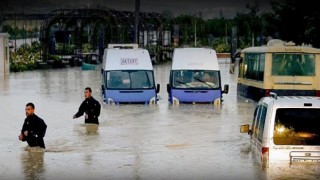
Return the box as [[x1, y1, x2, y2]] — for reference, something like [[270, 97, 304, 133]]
[[0, 60, 319, 179]]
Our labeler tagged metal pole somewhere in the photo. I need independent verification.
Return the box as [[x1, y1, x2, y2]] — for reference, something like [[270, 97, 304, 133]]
[[14, 12, 16, 52], [194, 19, 197, 47], [134, 0, 140, 44], [225, 23, 227, 45]]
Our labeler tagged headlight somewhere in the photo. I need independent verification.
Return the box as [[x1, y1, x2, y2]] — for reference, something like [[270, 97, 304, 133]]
[[172, 97, 180, 105], [214, 98, 221, 106], [149, 97, 156, 105], [107, 98, 115, 105]]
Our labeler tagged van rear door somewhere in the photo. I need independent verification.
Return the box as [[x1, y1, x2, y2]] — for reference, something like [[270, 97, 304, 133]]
[[271, 108, 320, 163]]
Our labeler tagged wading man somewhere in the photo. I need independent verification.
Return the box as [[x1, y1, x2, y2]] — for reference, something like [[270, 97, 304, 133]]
[[19, 102, 47, 149], [73, 87, 101, 125]]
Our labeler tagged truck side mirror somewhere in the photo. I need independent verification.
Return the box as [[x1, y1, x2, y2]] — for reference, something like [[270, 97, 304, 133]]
[[167, 84, 170, 94], [240, 124, 250, 133], [223, 84, 229, 94], [156, 84, 160, 93]]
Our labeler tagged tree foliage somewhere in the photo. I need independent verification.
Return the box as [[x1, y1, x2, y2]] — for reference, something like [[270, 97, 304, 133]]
[[270, 0, 320, 47], [3, 0, 320, 55]]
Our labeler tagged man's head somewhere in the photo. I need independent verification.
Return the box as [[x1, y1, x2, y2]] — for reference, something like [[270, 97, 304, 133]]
[[84, 87, 92, 99], [25, 102, 35, 116]]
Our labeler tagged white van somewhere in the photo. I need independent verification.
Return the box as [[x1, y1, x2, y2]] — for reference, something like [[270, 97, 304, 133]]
[[101, 45, 160, 104], [240, 93, 320, 165], [167, 47, 229, 104]]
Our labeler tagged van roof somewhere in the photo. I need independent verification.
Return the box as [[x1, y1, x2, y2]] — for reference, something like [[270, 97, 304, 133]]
[[171, 48, 219, 70], [102, 48, 153, 71], [260, 96, 320, 108]]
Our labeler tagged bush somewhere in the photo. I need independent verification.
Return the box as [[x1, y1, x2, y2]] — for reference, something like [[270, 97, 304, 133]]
[[9, 44, 40, 72], [212, 37, 231, 53], [214, 43, 231, 53]]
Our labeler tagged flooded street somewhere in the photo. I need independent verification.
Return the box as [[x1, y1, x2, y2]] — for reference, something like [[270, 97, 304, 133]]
[[1, 60, 319, 180]]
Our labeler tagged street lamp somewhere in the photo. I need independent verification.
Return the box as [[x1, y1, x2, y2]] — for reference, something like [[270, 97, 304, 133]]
[[194, 19, 197, 47], [192, 14, 198, 47]]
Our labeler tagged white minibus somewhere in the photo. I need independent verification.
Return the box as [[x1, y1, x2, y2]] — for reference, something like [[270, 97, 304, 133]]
[[101, 45, 159, 104], [167, 47, 228, 104]]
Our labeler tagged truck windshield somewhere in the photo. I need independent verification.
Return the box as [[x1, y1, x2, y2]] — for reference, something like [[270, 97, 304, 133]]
[[172, 70, 220, 89], [106, 70, 155, 89], [273, 108, 320, 145]]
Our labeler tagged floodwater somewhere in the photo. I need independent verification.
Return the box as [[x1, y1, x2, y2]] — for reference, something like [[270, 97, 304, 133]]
[[0, 60, 319, 180]]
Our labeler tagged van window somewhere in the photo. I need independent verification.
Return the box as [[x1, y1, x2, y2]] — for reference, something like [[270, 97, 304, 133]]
[[271, 53, 315, 76], [172, 70, 220, 89], [251, 105, 267, 142], [252, 106, 261, 137], [273, 108, 320, 145], [257, 106, 267, 142], [106, 70, 155, 89], [243, 53, 265, 81]]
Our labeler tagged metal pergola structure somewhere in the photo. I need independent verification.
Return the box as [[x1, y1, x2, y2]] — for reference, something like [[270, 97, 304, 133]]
[[39, 8, 172, 62]]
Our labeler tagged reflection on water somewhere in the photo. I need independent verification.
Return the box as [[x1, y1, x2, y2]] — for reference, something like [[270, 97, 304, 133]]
[[74, 124, 99, 136], [85, 124, 99, 135], [20, 148, 45, 180]]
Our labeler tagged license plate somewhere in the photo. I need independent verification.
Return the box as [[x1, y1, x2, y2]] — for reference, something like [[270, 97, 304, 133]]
[[290, 151, 320, 164], [292, 158, 320, 162]]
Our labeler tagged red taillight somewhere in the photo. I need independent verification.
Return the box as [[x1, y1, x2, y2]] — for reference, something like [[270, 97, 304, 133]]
[[261, 147, 269, 167], [262, 147, 269, 154], [261, 147, 269, 163], [265, 89, 271, 97], [316, 90, 320, 97]]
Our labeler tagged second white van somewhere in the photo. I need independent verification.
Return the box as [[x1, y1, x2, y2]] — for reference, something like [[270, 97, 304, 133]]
[[167, 47, 229, 104], [241, 94, 320, 165]]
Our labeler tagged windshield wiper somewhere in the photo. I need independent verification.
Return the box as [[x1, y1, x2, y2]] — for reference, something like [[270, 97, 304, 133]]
[[176, 80, 191, 87], [193, 77, 214, 89]]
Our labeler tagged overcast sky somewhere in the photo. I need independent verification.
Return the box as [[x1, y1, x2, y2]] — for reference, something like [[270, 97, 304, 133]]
[[2, 0, 286, 19]]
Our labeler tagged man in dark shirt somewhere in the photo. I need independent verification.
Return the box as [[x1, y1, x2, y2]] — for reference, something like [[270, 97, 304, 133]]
[[19, 102, 47, 149], [73, 87, 101, 124]]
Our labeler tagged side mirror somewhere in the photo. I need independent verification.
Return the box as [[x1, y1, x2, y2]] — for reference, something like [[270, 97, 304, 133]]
[[240, 124, 250, 133], [101, 85, 105, 94], [156, 84, 160, 93], [223, 84, 229, 94], [167, 84, 170, 94], [101, 68, 103, 74]]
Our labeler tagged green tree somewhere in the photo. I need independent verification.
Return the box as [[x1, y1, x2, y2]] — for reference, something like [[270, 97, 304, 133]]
[[2, 25, 13, 34], [270, 0, 320, 47], [233, 1, 262, 47]]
